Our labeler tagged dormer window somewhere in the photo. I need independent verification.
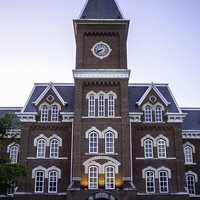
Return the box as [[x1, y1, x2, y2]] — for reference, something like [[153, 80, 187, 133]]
[[51, 105, 59, 122], [41, 105, 48, 122], [155, 105, 162, 122], [144, 105, 152, 122]]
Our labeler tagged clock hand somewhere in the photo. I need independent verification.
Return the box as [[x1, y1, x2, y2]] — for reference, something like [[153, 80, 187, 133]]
[[97, 48, 104, 53]]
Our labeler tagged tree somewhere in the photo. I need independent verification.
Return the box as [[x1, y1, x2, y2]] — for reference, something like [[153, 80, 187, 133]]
[[0, 113, 26, 195]]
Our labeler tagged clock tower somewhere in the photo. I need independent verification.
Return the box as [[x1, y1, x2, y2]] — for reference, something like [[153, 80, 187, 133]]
[[70, 0, 135, 199]]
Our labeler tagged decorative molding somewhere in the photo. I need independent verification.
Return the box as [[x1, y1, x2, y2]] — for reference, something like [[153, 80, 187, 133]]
[[85, 127, 103, 139], [16, 112, 37, 122], [182, 130, 200, 139], [73, 69, 130, 79], [129, 112, 143, 123], [34, 134, 49, 146], [7, 142, 20, 153], [166, 112, 187, 123], [102, 127, 118, 139], [136, 157, 176, 160], [185, 171, 198, 182], [183, 142, 195, 153]]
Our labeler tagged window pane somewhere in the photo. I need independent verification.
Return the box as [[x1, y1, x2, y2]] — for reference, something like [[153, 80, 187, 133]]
[[37, 139, 46, 158], [144, 139, 153, 158], [41, 105, 48, 122], [105, 131, 114, 154], [9, 145, 18, 163], [144, 106, 152, 122], [89, 132, 98, 153], [186, 175, 195, 194], [159, 171, 169, 193], [48, 171, 58, 193], [88, 166, 98, 189], [105, 166, 115, 189], [157, 139, 167, 158], [88, 95, 95, 117], [146, 171, 155, 193], [155, 106, 162, 122], [51, 105, 59, 122], [35, 171, 44, 193], [50, 139, 59, 158], [184, 146, 193, 164], [108, 95, 115, 117], [98, 95, 105, 117]]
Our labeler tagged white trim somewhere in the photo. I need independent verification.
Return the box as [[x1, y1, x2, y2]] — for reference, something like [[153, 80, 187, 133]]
[[102, 127, 118, 139], [157, 166, 171, 179], [142, 166, 156, 179], [73, 69, 130, 79], [183, 142, 195, 153], [34, 134, 49, 146], [136, 157, 176, 160], [141, 135, 156, 147], [182, 130, 200, 139], [33, 82, 67, 106], [0, 107, 22, 111], [47, 166, 61, 179], [32, 166, 47, 178], [85, 127, 103, 139], [155, 135, 169, 147], [137, 83, 170, 107], [7, 142, 19, 153], [181, 107, 200, 111], [49, 134, 62, 147], [185, 171, 198, 182], [26, 157, 68, 160], [86, 91, 97, 99]]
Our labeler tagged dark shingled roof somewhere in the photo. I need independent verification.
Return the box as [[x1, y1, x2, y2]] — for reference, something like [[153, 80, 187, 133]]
[[181, 109, 200, 130], [23, 84, 74, 113], [80, 0, 123, 19], [0, 107, 22, 118], [128, 84, 180, 113]]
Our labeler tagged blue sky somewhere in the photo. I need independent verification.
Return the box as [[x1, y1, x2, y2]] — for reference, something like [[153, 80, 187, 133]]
[[0, 0, 199, 107]]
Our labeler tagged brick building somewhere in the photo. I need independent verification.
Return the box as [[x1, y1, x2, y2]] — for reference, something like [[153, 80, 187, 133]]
[[1, 0, 200, 200]]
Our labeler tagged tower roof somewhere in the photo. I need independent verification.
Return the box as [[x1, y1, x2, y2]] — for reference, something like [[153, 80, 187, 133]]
[[80, 0, 124, 19]]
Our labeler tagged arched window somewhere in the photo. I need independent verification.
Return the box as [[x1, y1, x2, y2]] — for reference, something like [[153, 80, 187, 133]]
[[98, 94, 105, 117], [144, 105, 152, 122], [186, 174, 196, 194], [105, 131, 114, 154], [37, 139, 46, 158], [89, 131, 98, 153], [88, 166, 98, 189], [145, 170, 155, 193], [88, 94, 96, 117], [41, 105, 48, 122], [155, 105, 163, 122], [35, 170, 45, 193], [105, 166, 115, 189], [51, 105, 59, 122], [108, 94, 115, 117], [184, 146, 193, 164], [50, 139, 59, 158], [159, 171, 169, 193], [157, 139, 167, 158], [9, 145, 19, 164], [144, 139, 153, 158], [48, 170, 58, 193]]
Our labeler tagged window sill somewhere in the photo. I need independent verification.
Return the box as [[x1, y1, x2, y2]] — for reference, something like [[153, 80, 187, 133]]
[[184, 162, 196, 165], [85, 153, 118, 156], [82, 116, 122, 119], [27, 157, 68, 160]]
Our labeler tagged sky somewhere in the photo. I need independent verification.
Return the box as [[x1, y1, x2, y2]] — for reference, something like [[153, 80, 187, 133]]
[[0, 0, 199, 107]]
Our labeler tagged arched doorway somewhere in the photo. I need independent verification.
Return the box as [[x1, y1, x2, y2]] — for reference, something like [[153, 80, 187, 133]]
[[88, 192, 116, 200]]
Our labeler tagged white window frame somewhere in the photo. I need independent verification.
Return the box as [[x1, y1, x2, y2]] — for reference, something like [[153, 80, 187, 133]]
[[51, 104, 59, 122], [144, 139, 154, 159], [88, 94, 96, 117], [48, 170, 58, 193], [145, 170, 155, 193], [155, 105, 163, 122], [36, 139, 46, 158], [157, 139, 167, 159], [184, 145, 193, 164], [105, 166, 115, 190], [41, 104, 49, 122], [186, 174, 196, 195], [50, 139, 59, 158], [98, 94, 105, 117], [9, 145, 19, 164], [88, 166, 98, 189], [108, 94, 115, 117], [159, 170, 169, 193], [35, 170, 45, 193], [105, 131, 114, 154], [144, 105, 153, 122], [89, 131, 98, 154]]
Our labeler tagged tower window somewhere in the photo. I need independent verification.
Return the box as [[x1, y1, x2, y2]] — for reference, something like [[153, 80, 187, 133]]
[[98, 94, 105, 117], [89, 131, 98, 154], [88, 95, 96, 117], [157, 139, 167, 158], [105, 131, 114, 154], [144, 105, 152, 122], [105, 166, 115, 189], [108, 94, 115, 117], [145, 170, 155, 193], [41, 105, 48, 122], [48, 170, 58, 193], [88, 166, 98, 189], [35, 170, 45, 193], [159, 171, 169, 193], [144, 139, 154, 158]]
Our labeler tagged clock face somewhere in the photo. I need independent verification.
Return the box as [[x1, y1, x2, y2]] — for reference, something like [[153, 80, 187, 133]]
[[91, 41, 112, 59]]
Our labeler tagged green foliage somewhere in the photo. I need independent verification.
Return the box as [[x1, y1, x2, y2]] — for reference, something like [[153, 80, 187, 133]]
[[0, 113, 26, 195]]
